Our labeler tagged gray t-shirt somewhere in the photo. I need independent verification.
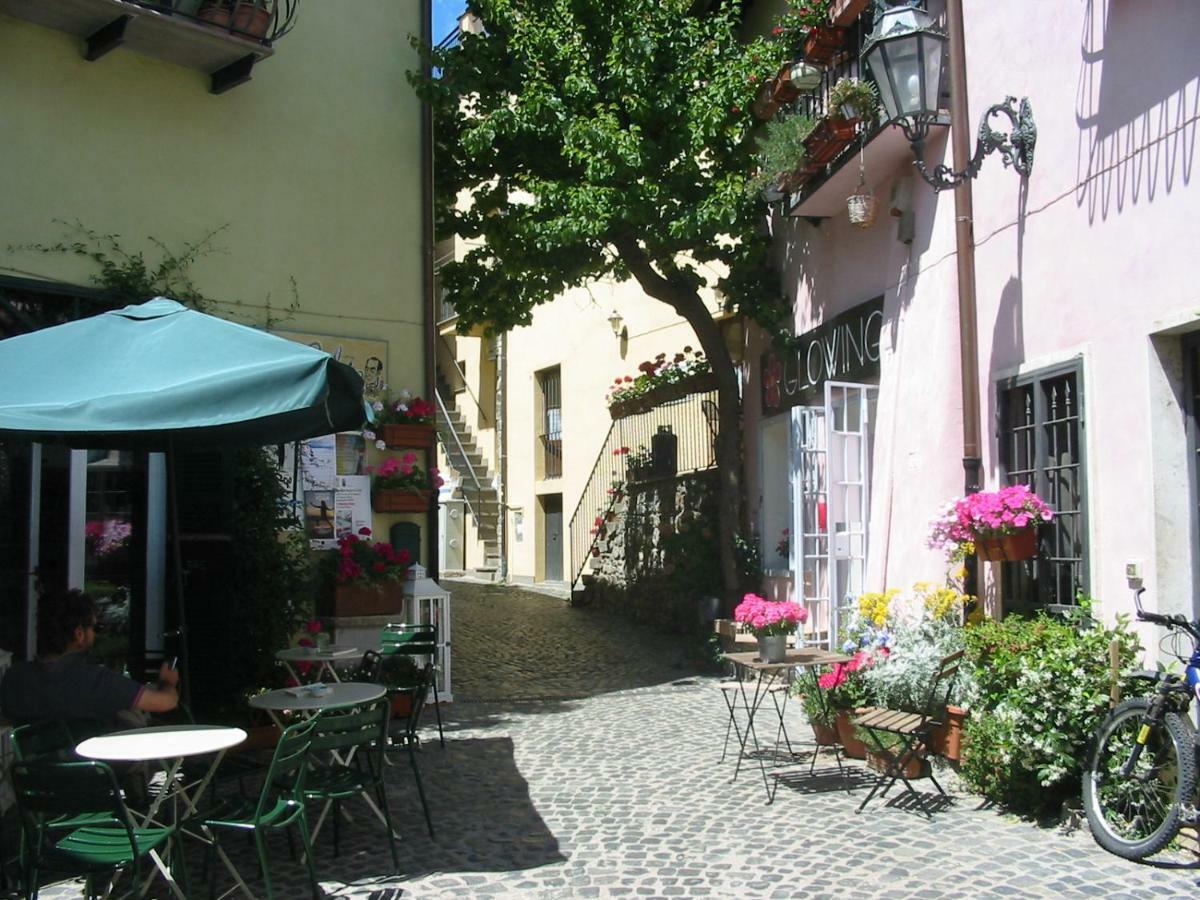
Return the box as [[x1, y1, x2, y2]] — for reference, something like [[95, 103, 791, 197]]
[[0, 651, 143, 729]]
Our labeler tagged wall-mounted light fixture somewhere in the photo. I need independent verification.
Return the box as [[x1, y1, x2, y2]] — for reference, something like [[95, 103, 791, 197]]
[[863, 2, 1036, 192], [606, 309, 624, 338]]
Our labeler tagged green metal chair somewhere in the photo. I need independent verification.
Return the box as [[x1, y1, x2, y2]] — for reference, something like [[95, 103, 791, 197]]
[[301, 698, 398, 871], [385, 662, 435, 838], [348, 649, 384, 684], [11, 759, 175, 900], [380, 622, 444, 746], [201, 717, 321, 900]]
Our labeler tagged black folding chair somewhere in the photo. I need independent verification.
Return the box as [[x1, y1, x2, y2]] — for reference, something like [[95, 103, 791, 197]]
[[380, 623, 444, 747], [852, 649, 964, 815], [385, 662, 436, 838]]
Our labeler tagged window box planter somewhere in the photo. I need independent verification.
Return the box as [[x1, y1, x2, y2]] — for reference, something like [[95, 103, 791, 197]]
[[829, 0, 870, 27], [976, 529, 1038, 561], [802, 25, 847, 67], [373, 488, 432, 513], [382, 422, 435, 449], [803, 115, 859, 167], [607, 372, 717, 419], [321, 582, 404, 618]]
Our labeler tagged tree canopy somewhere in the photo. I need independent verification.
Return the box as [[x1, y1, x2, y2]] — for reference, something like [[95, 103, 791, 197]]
[[410, 0, 789, 601]]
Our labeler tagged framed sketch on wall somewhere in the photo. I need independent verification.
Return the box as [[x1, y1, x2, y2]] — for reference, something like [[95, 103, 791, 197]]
[[274, 330, 389, 403]]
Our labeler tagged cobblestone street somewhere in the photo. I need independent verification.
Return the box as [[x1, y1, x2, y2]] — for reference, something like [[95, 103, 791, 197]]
[[36, 579, 1200, 898]]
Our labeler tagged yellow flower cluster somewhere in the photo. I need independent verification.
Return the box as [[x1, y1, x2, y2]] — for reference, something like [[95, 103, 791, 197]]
[[912, 581, 970, 621], [857, 588, 899, 627]]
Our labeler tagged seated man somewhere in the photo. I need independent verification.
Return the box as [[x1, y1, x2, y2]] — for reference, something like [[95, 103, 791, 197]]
[[0, 589, 179, 732]]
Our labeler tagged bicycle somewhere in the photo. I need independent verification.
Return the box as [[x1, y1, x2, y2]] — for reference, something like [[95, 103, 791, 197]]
[[1082, 587, 1200, 860]]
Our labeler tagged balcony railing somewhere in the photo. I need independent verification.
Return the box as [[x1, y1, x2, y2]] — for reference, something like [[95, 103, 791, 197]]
[[0, 0, 299, 93]]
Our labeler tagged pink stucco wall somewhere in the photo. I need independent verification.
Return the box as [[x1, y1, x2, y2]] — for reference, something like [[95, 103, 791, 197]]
[[745, 0, 1200, 632]]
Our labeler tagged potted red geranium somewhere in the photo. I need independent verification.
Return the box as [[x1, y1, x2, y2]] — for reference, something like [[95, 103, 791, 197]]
[[365, 389, 436, 449], [323, 527, 411, 617]]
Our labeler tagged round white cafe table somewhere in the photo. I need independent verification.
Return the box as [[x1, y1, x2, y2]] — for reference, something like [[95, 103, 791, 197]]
[[76, 724, 247, 763], [249, 681, 385, 723], [274, 645, 360, 683]]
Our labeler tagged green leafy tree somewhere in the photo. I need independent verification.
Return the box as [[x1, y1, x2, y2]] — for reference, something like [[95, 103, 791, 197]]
[[410, 0, 787, 606]]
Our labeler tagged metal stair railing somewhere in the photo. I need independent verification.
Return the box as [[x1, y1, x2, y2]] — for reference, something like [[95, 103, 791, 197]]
[[437, 335, 491, 426], [568, 386, 719, 590], [435, 388, 488, 530]]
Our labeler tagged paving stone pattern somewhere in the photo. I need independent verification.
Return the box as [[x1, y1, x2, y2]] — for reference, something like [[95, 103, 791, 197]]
[[35, 580, 1198, 898]]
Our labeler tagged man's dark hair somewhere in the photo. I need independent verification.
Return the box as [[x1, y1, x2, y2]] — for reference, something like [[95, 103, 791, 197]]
[[38, 589, 96, 655]]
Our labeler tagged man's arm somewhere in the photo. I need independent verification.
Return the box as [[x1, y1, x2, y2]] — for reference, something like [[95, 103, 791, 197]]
[[133, 662, 179, 714]]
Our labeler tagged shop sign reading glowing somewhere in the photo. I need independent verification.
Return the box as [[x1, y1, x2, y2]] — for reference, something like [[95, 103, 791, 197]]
[[761, 297, 883, 412]]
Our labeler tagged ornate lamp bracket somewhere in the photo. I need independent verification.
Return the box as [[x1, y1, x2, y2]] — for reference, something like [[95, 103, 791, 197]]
[[909, 96, 1036, 192]]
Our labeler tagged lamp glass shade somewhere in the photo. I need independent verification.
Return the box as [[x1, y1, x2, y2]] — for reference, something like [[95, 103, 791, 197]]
[[863, 5, 948, 121]]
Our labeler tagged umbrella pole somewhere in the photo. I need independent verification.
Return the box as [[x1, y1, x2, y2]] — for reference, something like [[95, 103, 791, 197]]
[[166, 440, 191, 709]]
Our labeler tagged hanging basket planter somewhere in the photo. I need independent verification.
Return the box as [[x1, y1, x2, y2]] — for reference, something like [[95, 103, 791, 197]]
[[847, 187, 879, 229], [975, 528, 1038, 562]]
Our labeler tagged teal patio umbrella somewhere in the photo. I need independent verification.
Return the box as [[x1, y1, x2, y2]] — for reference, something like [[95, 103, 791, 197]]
[[0, 298, 369, 698], [0, 297, 366, 448]]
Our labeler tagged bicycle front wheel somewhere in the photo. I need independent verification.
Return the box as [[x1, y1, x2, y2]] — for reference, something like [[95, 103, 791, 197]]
[[1082, 697, 1196, 860]]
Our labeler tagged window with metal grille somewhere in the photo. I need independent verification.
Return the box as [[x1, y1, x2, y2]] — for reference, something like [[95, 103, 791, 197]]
[[538, 366, 562, 479], [997, 363, 1087, 613]]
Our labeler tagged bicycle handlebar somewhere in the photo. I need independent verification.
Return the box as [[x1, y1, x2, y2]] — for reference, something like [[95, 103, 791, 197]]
[[1133, 587, 1200, 639]]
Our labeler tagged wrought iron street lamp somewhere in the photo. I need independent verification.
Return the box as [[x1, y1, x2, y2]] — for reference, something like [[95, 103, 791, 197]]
[[863, 1, 1036, 192]]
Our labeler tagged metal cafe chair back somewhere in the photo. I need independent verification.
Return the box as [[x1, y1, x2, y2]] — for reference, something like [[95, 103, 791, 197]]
[[12, 759, 175, 900], [380, 623, 444, 746], [385, 661, 436, 838]]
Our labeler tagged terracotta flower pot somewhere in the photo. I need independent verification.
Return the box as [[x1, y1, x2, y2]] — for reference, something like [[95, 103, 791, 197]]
[[866, 747, 929, 780], [928, 705, 968, 762], [812, 721, 839, 746], [975, 529, 1037, 561], [835, 709, 866, 759], [803, 115, 859, 167]]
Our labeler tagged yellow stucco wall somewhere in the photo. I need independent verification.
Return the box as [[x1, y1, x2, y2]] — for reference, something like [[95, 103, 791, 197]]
[[505, 281, 718, 584], [0, 2, 427, 544]]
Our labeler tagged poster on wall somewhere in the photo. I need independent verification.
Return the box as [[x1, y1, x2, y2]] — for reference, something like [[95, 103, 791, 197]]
[[336, 432, 367, 476], [300, 434, 336, 491], [334, 475, 371, 540], [304, 490, 337, 548], [273, 329, 389, 403]]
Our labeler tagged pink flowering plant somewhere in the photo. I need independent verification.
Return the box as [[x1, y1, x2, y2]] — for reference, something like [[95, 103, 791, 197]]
[[605, 347, 711, 408], [734, 592, 808, 638], [817, 647, 885, 711], [85, 518, 132, 558], [334, 527, 411, 586], [928, 484, 1054, 557], [368, 453, 444, 493]]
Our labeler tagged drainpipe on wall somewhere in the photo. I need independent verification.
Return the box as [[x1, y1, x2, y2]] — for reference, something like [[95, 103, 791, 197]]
[[946, 0, 983, 603], [420, 0, 439, 579], [496, 332, 508, 582]]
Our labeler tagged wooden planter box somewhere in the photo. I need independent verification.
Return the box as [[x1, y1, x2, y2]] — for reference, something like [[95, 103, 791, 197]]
[[381, 422, 434, 449], [373, 487, 432, 513], [322, 581, 404, 618], [803, 115, 859, 167], [607, 372, 718, 419], [829, 0, 870, 27], [802, 25, 847, 66], [976, 529, 1037, 561]]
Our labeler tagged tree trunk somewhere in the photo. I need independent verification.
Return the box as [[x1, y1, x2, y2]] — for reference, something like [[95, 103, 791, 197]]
[[612, 237, 743, 614]]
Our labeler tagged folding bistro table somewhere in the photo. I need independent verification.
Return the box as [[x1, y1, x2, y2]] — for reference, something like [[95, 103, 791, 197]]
[[275, 645, 361, 684], [720, 648, 852, 803]]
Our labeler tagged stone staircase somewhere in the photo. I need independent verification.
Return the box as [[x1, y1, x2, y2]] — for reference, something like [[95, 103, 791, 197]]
[[436, 388, 502, 576]]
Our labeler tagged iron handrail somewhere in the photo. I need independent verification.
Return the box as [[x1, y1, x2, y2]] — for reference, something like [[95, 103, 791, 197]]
[[435, 388, 484, 497]]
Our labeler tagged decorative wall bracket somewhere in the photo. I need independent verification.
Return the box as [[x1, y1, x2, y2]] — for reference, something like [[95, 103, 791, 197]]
[[907, 96, 1036, 192]]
